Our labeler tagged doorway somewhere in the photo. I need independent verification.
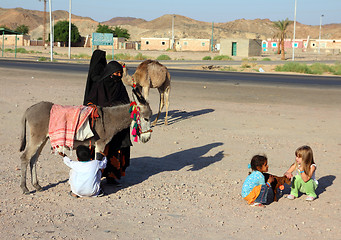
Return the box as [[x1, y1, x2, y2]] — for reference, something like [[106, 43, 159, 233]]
[[232, 42, 237, 56]]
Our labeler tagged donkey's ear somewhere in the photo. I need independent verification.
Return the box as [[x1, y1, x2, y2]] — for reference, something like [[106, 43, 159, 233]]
[[132, 87, 147, 105]]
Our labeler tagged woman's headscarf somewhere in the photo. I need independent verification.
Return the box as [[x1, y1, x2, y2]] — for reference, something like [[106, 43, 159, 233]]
[[83, 50, 107, 105]]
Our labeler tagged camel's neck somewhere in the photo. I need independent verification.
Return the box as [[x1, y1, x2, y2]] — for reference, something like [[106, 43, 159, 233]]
[[122, 70, 134, 87]]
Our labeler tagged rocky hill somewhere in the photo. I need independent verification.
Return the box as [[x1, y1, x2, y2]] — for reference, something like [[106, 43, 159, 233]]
[[1, 7, 340, 42]]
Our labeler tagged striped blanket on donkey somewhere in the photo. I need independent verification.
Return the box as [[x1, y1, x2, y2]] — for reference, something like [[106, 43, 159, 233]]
[[48, 104, 94, 152]]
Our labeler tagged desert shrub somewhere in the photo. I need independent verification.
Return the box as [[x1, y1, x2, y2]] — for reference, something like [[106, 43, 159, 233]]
[[156, 54, 171, 60], [213, 55, 232, 61], [134, 53, 148, 60], [38, 57, 47, 61], [332, 64, 341, 75], [202, 56, 212, 60], [275, 62, 312, 74], [241, 62, 251, 68]]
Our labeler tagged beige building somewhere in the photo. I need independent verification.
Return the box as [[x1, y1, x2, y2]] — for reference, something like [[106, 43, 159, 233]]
[[141, 38, 171, 51], [175, 38, 211, 51], [220, 39, 262, 57], [0, 34, 31, 47], [141, 37, 211, 51]]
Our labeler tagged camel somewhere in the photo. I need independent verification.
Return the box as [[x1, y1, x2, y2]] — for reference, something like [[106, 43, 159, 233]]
[[121, 60, 171, 125], [19, 88, 152, 194]]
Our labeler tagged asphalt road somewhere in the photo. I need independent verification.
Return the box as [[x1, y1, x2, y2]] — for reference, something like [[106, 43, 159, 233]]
[[1, 59, 341, 88]]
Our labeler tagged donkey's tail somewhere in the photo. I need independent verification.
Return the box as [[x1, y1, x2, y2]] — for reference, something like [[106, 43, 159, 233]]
[[19, 114, 27, 152]]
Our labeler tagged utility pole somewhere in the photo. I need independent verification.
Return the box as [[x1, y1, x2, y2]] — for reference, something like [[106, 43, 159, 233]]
[[68, 0, 72, 59], [211, 22, 214, 51], [318, 14, 324, 54], [171, 15, 175, 50], [49, 0, 53, 61], [292, 0, 297, 61], [43, 0, 46, 49]]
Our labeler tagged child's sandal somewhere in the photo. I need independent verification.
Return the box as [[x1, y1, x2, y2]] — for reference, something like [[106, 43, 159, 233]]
[[250, 202, 265, 208]]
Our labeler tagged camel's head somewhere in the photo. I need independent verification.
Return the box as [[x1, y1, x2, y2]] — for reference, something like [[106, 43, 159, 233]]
[[131, 87, 152, 143], [118, 61, 134, 87]]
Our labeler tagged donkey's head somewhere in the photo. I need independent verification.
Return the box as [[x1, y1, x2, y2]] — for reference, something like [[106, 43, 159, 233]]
[[131, 87, 152, 143]]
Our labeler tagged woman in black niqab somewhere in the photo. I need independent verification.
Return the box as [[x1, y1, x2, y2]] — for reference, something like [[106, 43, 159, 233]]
[[83, 49, 107, 105], [83, 59, 132, 185]]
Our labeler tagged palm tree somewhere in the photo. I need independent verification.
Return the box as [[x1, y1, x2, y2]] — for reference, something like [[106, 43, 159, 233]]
[[39, 0, 47, 48], [273, 18, 291, 60]]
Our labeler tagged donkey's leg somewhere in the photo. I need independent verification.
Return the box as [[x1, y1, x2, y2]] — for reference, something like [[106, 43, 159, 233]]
[[20, 152, 31, 194], [30, 138, 48, 191], [20, 143, 41, 194], [152, 89, 165, 126]]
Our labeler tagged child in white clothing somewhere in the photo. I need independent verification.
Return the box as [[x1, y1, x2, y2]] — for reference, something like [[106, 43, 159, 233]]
[[61, 145, 107, 198]]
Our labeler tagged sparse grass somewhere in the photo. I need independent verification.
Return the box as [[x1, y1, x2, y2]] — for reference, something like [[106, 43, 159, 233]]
[[114, 53, 133, 60], [156, 54, 171, 60], [202, 56, 212, 60], [275, 62, 341, 75], [262, 58, 271, 61], [220, 66, 238, 72], [71, 53, 90, 59], [213, 55, 232, 61]]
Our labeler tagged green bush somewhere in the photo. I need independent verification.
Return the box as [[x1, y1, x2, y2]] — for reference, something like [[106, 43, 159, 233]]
[[213, 55, 232, 61], [156, 54, 171, 60], [262, 58, 271, 61], [202, 56, 212, 60]]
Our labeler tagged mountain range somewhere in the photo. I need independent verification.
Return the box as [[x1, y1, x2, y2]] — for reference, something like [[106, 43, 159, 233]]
[[1, 7, 340, 42]]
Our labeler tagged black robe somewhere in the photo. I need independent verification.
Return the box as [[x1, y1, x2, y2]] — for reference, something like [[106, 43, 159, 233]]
[[83, 50, 107, 105]]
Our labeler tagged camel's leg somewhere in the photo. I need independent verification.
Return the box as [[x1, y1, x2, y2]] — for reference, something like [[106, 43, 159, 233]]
[[163, 86, 170, 125], [152, 89, 165, 126], [142, 86, 150, 101], [30, 138, 48, 192]]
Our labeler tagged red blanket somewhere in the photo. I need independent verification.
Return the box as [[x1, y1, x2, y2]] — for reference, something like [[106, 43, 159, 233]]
[[49, 105, 94, 150]]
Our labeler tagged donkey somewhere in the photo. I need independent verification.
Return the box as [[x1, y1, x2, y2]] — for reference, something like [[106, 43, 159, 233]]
[[121, 60, 171, 125], [19, 88, 152, 194]]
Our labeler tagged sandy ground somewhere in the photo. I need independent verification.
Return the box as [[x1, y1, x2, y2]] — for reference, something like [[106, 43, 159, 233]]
[[0, 59, 341, 240]]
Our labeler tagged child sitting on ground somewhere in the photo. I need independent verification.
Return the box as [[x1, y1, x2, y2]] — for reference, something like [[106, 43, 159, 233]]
[[60, 145, 107, 198], [284, 145, 318, 201], [241, 154, 274, 207]]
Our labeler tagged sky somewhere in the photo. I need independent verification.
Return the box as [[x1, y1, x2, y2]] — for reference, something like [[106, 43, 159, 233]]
[[1, 0, 340, 26]]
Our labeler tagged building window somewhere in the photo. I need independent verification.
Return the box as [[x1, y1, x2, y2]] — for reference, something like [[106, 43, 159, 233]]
[[271, 42, 277, 48], [312, 43, 316, 47], [184, 42, 188, 46], [293, 42, 298, 48], [161, 41, 166, 45], [202, 42, 205, 46], [146, 41, 149, 45]]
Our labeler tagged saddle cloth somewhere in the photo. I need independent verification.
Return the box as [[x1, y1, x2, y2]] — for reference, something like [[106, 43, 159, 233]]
[[49, 104, 94, 151]]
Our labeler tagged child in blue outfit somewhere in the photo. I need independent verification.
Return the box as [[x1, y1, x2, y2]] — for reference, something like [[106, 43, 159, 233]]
[[242, 155, 274, 207]]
